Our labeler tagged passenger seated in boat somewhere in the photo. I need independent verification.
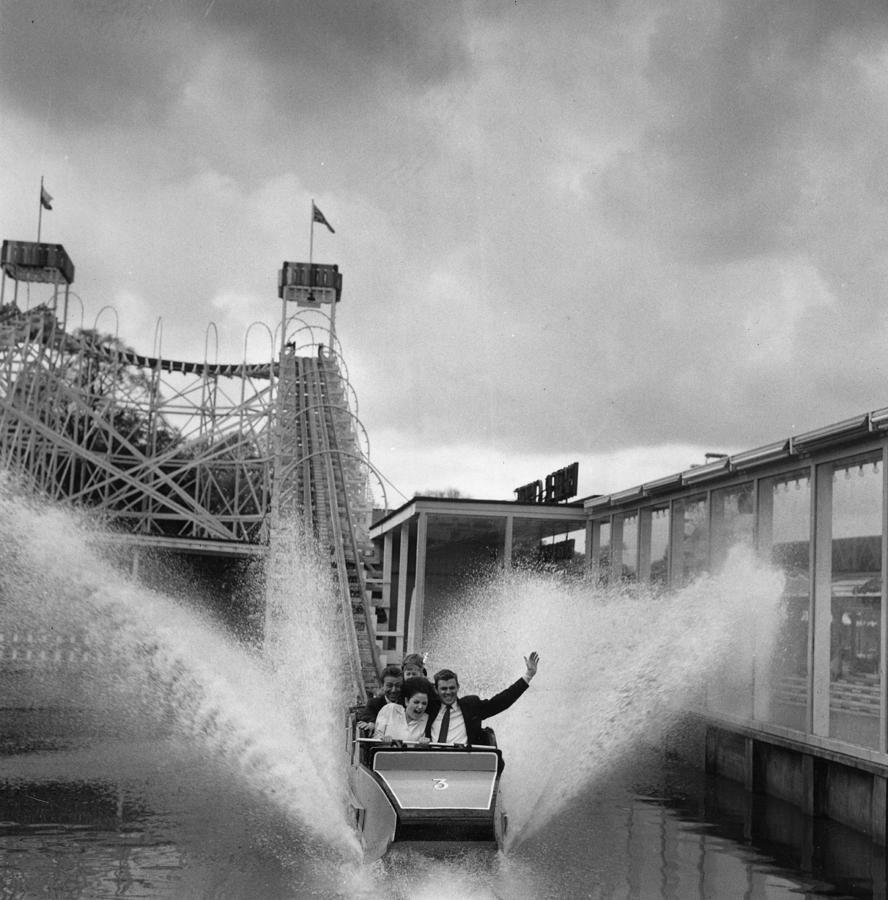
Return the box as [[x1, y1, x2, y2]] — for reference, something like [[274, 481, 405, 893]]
[[427, 651, 539, 746], [400, 652, 427, 680], [373, 677, 435, 744], [402, 652, 442, 722], [356, 664, 403, 735]]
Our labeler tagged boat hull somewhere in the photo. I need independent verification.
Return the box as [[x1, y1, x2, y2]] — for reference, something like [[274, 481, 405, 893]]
[[348, 739, 506, 860]]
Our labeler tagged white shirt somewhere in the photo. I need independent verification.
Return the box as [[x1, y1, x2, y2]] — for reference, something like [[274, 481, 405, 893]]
[[373, 704, 428, 742], [431, 702, 467, 744]]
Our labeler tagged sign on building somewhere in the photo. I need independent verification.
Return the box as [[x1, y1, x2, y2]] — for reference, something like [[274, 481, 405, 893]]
[[515, 461, 579, 504], [278, 262, 342, 307]]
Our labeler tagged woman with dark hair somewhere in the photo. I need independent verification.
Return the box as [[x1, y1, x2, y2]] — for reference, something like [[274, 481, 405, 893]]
[[401, 654, 441, 722], [373, 677, 434, 744]]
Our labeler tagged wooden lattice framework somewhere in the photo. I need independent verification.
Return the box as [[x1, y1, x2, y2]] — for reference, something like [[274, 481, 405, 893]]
[[0, 254, 388, 696], [0, 301, 278, 550]]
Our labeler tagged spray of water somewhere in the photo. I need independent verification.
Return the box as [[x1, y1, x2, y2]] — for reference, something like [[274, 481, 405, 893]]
[[0, 471, 789, 897], [424, 549, 785, 852], [0, 475, 361, 859]]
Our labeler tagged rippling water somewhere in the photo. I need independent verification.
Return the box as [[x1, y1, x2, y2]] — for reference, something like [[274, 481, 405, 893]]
[[0, 481, 884, 898], [2, 738, 884, 899]]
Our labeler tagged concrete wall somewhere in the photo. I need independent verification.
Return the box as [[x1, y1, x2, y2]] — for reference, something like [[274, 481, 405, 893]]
[[701, 722, 888, 845]]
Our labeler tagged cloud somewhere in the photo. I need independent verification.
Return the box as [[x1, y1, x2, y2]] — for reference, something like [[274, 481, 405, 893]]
[[367, 426, 711, 504], [0, 2, 195, 128], [599, 1, 888, 262], [4, 0, 888, 499]]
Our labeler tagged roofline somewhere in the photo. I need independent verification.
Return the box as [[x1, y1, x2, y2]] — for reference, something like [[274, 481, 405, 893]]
[[371, 494, 586, 536], [585, 405, 888, 515]]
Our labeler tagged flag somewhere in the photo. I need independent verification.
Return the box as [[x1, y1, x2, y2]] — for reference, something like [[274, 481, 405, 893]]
[[40, 185, 53, 210], [312, 202, 335, 234]]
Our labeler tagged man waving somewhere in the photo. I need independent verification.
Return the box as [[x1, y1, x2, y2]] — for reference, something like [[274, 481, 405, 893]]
[[428, 651, 540, 746]]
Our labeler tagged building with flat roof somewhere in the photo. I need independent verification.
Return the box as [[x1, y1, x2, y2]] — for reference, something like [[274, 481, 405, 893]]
[[369, 495, 586, 659], [369, 407, 888, 844], [583, 407, 888, 844]]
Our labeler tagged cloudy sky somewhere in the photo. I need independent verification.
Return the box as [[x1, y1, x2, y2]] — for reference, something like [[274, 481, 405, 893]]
[[3, 1, 888, 504]]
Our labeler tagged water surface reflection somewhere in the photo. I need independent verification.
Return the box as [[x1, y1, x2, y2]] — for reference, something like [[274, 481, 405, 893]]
[[2, 740, 884, 899], [518, 746, 885, 900]]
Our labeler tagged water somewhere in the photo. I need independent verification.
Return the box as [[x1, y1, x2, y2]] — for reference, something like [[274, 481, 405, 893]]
[[0, 481, 883, 898], [422, 559, 784, 853], [3, 742, 884, 898]]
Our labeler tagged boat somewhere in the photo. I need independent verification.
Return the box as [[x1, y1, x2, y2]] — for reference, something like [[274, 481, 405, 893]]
[[346, 714, 508, 860]]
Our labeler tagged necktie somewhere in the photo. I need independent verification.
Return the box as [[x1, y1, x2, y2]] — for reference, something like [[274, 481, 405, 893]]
[[438, 704, 452, 743]]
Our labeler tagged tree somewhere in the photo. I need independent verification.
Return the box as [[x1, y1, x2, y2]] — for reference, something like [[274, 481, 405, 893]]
[[415, 488, 468, 499]]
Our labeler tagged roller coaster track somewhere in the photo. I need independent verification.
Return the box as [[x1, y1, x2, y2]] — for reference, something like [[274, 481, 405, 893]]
[[273, 346, 382, 701], [0, 300, 383, 702]]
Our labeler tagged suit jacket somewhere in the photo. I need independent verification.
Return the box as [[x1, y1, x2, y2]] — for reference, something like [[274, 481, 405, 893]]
[[427, 677, 529, 745], [358, 693, 391, 724]]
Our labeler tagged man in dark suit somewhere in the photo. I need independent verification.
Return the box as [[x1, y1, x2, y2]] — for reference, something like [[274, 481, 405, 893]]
[[356, 664, 403, 734], [427, 652, 540, 746]]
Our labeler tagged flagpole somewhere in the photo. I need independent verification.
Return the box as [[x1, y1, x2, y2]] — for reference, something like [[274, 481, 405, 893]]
[[37, 176, 44, 243], [310, 200, 335, 348], [329, 282, 337, 348], [309, 200, 315, 267], [310, 199, 317, 310]]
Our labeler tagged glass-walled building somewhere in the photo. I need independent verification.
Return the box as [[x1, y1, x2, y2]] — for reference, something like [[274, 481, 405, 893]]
[[369, 497, 587, 662], [584, 411, 888, 843]]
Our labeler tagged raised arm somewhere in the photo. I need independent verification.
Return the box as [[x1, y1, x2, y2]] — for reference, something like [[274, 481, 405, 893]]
[[476, 651, 540, 719]]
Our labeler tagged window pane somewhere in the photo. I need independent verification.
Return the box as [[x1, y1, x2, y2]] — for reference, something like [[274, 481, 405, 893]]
[[705, 484, 756, 719], [711, 483, 754, 571], [598, 521, 611, 585], [674, 496, 708, 585], [650, 506, 670, 587], [618, 513, 638, 581], [761, 471, 811, 732], [829, 454, 882, 750]]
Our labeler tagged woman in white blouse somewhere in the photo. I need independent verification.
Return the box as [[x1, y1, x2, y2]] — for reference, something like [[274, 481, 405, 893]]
[[373, 677, 433, 744]]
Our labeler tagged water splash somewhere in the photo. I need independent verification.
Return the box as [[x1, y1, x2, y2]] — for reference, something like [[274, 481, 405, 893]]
[[424, 547, 785, 851], [263, 515, 357, 821], [0, 476, 360, 858], [0, 472, 790, 895]]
